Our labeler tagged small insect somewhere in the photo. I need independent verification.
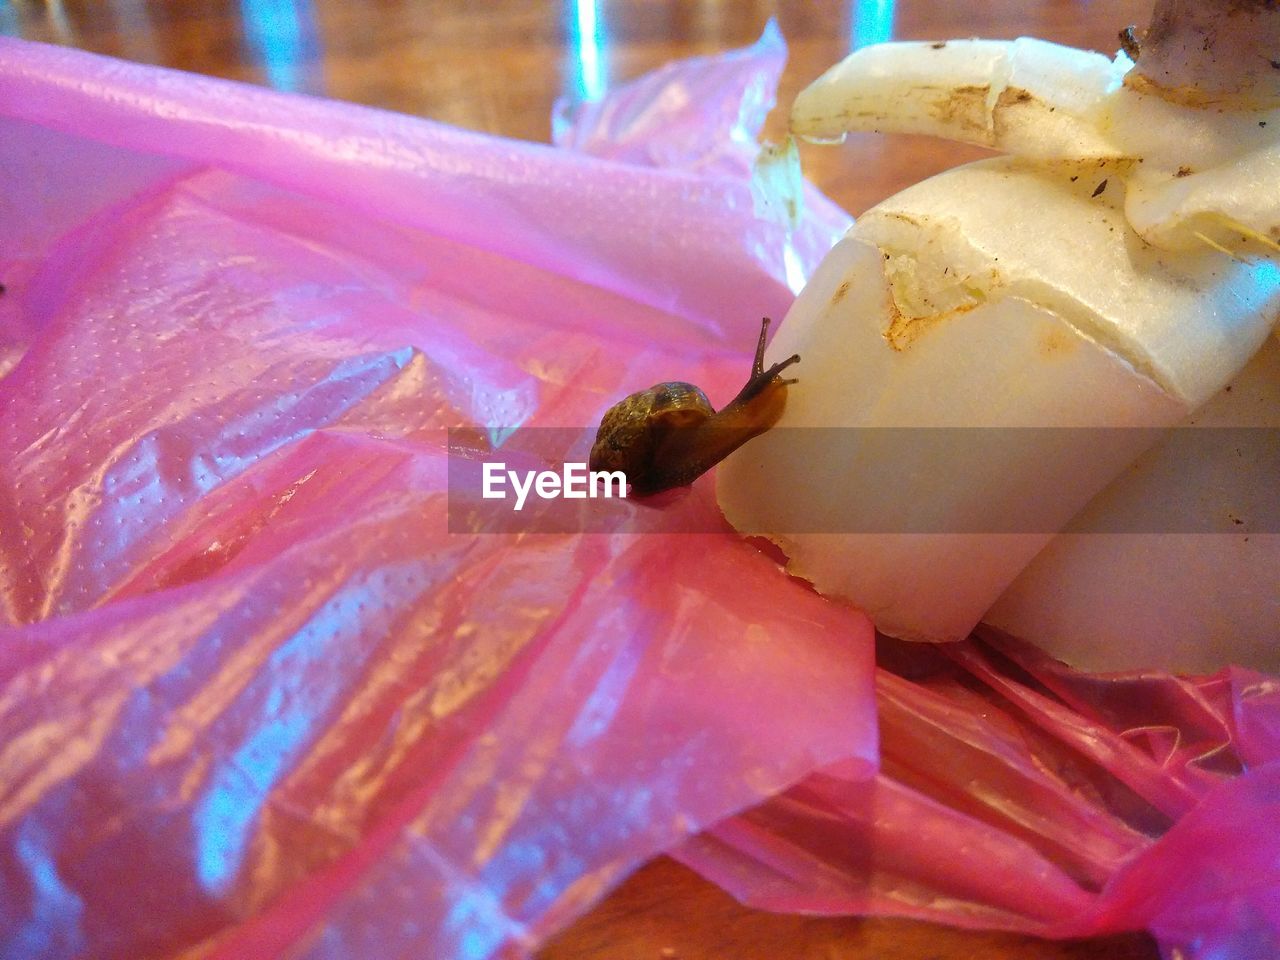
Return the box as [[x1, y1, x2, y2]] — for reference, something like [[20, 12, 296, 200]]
[[589, 317, 800, 496]]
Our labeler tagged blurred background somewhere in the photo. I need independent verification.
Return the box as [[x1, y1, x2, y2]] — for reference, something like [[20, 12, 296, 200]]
[[0, 2, 1160, 958], [1, 0, 1149, 214]]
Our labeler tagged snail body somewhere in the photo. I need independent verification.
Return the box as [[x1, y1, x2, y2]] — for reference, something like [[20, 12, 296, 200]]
[[590, 318, 799, 496]]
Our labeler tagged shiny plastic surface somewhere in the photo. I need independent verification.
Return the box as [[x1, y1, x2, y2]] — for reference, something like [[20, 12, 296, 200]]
[[679, 633, 1280, 960], [0, 32, 872, 960]]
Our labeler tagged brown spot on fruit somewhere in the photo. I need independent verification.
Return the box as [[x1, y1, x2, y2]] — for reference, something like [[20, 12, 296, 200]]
[[883, 302, 978, 352], [1038, 327, 1077, 358], [927, 84, 991, 138]]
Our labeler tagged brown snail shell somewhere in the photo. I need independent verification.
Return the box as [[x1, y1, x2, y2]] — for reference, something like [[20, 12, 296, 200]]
[[589, 318, 799, 496]]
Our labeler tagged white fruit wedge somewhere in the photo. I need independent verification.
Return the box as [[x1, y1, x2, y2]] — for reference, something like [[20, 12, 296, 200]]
[[719, 7, 1280, 670]]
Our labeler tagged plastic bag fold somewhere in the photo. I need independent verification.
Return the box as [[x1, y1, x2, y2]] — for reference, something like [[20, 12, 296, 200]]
[[679, 633, 1280, 960], [0, 31, 872, 960]]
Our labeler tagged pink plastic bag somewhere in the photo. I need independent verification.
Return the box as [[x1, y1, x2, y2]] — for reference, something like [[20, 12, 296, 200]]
[[679, 633, 1280, 959], [0, 30, 873, 960], [2, 25, 1278, 960]]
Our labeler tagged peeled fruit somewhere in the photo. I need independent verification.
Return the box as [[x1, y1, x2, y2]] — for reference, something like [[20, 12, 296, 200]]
[[720, 33, 1280, 669]]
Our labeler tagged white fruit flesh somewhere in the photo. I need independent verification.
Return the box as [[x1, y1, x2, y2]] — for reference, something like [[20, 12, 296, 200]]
[[791, 38, 1127, 160], [988, 333, 1280, 674], [721, 68, 1280, 652], [725, 35, 1280, 665], [793, 38, 1280, 257]]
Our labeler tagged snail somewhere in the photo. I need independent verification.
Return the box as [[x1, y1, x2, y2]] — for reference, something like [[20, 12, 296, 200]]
[[589, 317, 800, 496]]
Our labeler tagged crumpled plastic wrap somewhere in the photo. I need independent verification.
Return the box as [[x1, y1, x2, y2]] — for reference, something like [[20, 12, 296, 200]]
[[0, 29, 872, 960], [1, 25, 1278, 960], [679, 633, 1280, 959]]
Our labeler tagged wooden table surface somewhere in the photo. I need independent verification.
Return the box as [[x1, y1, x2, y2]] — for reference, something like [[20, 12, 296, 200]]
[[3, 2, 1159, 958]]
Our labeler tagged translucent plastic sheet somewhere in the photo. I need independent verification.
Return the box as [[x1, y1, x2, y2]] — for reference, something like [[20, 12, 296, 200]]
[[679, 632, 1280, 959], [0, 31, 873, 960], [2, 26, 1278, 960]]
